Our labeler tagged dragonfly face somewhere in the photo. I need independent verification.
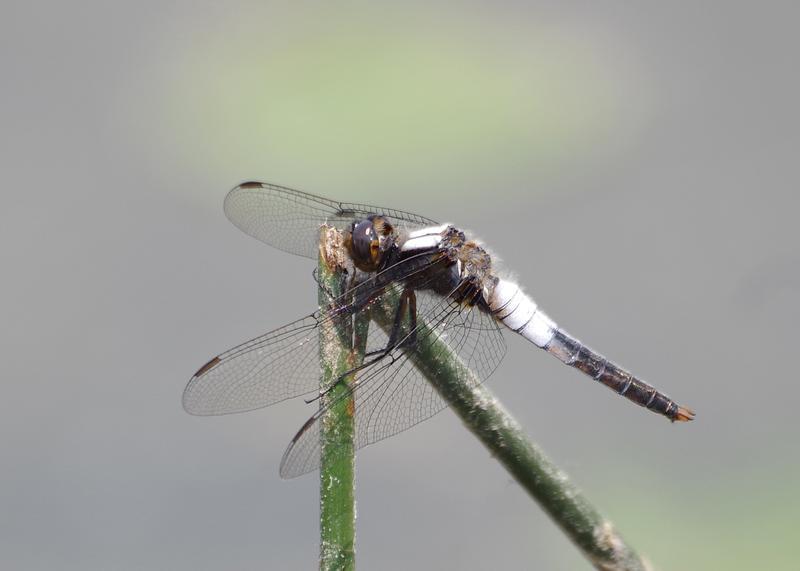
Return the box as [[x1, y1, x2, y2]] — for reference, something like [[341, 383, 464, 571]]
[[344, 215, 397, 272], [185, 181, 694, 478]]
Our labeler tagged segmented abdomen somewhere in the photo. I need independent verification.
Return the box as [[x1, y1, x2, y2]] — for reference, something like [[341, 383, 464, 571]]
[[545, 329, 694, 421], [488, 279, 694, 422]]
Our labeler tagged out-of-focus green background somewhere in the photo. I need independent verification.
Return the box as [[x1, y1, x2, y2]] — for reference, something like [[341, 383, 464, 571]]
[[2, 1, 797, 569]]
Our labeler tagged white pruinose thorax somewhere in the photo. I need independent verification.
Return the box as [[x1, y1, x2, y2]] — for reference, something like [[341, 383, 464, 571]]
[[488, 278, 557, 348], [400, 224, 450, 253]]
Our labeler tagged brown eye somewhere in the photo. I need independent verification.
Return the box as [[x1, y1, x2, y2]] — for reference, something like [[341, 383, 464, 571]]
[[349, 219, 381, 270]]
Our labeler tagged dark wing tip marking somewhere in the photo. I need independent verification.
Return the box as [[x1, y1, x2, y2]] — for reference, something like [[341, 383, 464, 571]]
[[279, 413, 321, 479], [193, 356, 221, 378], [238, 181, 264, 189]]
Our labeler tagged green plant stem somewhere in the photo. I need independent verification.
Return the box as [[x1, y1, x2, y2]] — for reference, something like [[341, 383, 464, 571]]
[[371, 293, 649, 571], [318, 227, 363, 571], [316, 226, 648, 571]]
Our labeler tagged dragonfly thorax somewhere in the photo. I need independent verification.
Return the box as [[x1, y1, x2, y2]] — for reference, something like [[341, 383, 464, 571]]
[[396, 224, 499, 306], [184, 180, 695, 480]]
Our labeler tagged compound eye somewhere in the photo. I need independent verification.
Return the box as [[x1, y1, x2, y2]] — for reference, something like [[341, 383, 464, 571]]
[[350, 219, 379, 268]]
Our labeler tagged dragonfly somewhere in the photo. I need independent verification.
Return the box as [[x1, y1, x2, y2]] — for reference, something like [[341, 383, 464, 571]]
[[184, 181, 694, 478]]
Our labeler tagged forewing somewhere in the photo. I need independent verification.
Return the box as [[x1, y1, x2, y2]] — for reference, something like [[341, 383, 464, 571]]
[[183, 251, 447, 416], [183, 315, 323, 415], [279, 288, 507, 478], [224, 181, 438, 258]]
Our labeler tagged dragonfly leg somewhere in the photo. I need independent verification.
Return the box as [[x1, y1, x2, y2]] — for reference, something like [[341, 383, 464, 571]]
[[309, 286, 423, 405], [308, 343, 400, 404], [308, 289, 413, 405], [365, 286, 418, 357]]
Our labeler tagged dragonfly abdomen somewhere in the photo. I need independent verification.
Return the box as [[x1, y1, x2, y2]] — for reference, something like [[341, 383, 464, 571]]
[[545, 329, 694, 422], [488, 279, 558, 347], [488, 278, 694, 422]]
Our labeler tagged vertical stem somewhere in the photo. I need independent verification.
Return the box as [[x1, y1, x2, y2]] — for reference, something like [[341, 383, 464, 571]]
[[315, 230, 648, 570], [318, 227, 361, 571]]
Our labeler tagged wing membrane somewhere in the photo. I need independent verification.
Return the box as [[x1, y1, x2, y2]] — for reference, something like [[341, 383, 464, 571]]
[[183, 250, 447, 415], [183, 315, 323, 415], [224, 181, 438, 258], [185, 195, 507, 477], [279, 287, 507, 478]]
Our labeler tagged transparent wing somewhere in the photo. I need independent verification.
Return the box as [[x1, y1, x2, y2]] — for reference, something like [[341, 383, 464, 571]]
[[183, 314, 323, 415], [279, 287, 508, 479], [183, 251, 445, 415], [224, 181, 439, 259]]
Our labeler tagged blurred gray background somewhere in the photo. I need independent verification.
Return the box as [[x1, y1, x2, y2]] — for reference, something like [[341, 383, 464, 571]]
[[2, 1, 798, 569]]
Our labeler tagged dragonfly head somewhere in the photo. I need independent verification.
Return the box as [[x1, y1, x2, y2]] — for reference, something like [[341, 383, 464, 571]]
[[345, 216, 396, 272]]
